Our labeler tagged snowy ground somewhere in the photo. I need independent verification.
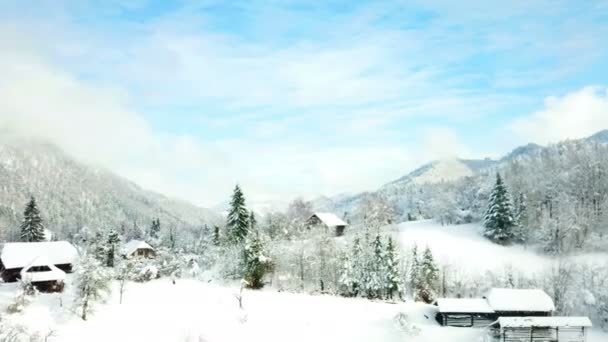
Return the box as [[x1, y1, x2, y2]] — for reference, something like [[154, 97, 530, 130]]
[[396, 220, 607, 275], [1, 220, 607, 341]]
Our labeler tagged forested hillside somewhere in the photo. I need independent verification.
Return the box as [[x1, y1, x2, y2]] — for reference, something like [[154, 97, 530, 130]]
[[0, 138, 220, 243], [316, 130, 608, 253]]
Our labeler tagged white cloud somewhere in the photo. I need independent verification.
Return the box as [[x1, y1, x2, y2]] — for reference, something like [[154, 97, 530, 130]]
[[511, 87, 608, 145]]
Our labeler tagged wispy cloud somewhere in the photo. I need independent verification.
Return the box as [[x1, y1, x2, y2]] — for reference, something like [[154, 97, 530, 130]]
[[0, 1, 607, 206]]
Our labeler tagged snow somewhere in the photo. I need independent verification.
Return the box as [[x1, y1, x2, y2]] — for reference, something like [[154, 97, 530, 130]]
[[485, 288, 555, 313], [312, 212, 348, 227], [436, 298, 494, 314], [0, 241, 78, 269], [497, 316, 593, 328], [397, 220, 550, 275], [20, 256, 66, 283], [0, 277, 605, 341], [120, 240, 153, 257]]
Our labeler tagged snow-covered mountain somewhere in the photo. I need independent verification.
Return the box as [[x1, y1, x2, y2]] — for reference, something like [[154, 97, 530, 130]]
[[0, 138, 221, 241], [315, 129, 608, 224]]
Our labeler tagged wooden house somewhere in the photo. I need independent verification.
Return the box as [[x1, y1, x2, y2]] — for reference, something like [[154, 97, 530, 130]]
[[489, 317, 592, 342], [19, 256, 66, 292], [307, 213, 348, 236], [121, 240, 155, 259], [0, 241, 78, 283], [484, 288, 555, 317], [435, 298, 495, 327]]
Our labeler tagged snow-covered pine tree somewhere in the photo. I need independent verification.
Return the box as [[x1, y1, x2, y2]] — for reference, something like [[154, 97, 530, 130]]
[[73, 254, 113, 320], [227, 185, 249, 244], [418, 246, 439, 303], [363, 234, 385, 299], [20, 196, 45, 242], [242, 230, 270, 289], [212, 225, 221, 246], [409, 244, 421, 293], [105, 229, 121, 267], [149, 218, 161, 239], [384, 236, 403, 300], [338, 251, 356, 297], [351, 237, 365, 296], [249, 211, 257, 231], [484, 173, 516, 245]]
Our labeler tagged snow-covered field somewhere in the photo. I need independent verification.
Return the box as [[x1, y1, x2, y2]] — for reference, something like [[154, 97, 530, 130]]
[[1, 220, 606, 342], [396, 220, 607, 275]]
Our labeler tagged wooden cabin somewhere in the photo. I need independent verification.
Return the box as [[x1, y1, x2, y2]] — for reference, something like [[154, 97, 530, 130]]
[[19, 256, 66, 292], [484, 288, 555, 317], [490, 317, 592, 342], [121, 240, 156, 259], [436, 298, 495, 328], [0, 241, 78, 283], [307, 212, 348, 236]]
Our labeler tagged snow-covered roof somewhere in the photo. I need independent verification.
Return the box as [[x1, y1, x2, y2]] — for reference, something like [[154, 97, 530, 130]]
[[436, 298, 495, 314], [121, 240, 154, 256], [311, 213, 348, 227], [0, 241, 78, 270], [498, 317, 592, 328], [20, 256, 66, 283], [485, 288, 555, 312]]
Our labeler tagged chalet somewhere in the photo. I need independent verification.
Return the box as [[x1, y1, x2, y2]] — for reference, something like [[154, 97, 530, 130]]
[[484, 288, 555, 317], [0, 241, 78, 283], [121, 240, 155, 259], [435, 298, 495, 328], [19, 256, 66, 292], [490, 316, 592, 342], [307, 212, 348, 236]]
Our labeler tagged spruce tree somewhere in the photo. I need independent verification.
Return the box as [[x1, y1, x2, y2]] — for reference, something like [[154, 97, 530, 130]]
[[149, 218, 161, 240], [20, 196, 46, 242], [242, 231, 270, 289], [350, 237, 365, 296], [105, 230, 121, 268], [409, 244, 421, 292], [418, 246, 439, 303], [212, 225, 221, 246], [226, 185, 249, 244], [384, 237, 403, 300], [249, 211, 257, 231], [364, 234, 385, 299], [484, 173, 516, 245], [338, 252, 356, 297]]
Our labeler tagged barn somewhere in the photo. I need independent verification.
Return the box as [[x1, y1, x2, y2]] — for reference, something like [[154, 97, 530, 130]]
[[0, 241, 78, 283], [121, 240, 155, 258], [307, 213, 348, 236], [490, 316, 592, 342], [435, 298, 495, 327], [484, 288, 555, 317]]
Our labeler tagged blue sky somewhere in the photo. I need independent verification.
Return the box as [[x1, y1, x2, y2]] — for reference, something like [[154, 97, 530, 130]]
[[1, 0, 608, 207]]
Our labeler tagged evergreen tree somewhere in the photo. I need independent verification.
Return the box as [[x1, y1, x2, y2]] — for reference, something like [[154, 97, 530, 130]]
[[363, 234, 385, 299], [351, 237, 365, 296], [226, 185, 249, 244], [212, 225, 221, 246], [513, 193, 528, 244], [418, 246, 439, 303], [249, 211, 257, 231], [242, 231, 270, 289], [384, 237, 403, 300], [484, 173, 516, 245], [149, 218, 161, 239], [105, 230, 121, 268], [20, 196, 45, 242], [338, 252, 356, 297], [409, 244, 421, 292]]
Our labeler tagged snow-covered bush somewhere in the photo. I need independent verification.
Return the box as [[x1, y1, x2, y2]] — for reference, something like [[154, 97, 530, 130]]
[[6, 281, 37, 314], [0, 319, 54, 342], [393, 312, 420, 337]]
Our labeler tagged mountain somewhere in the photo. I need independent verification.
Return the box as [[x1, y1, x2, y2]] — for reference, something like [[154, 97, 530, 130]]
[[315, 129, 608, 223], [0, 138, 221, 241]]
